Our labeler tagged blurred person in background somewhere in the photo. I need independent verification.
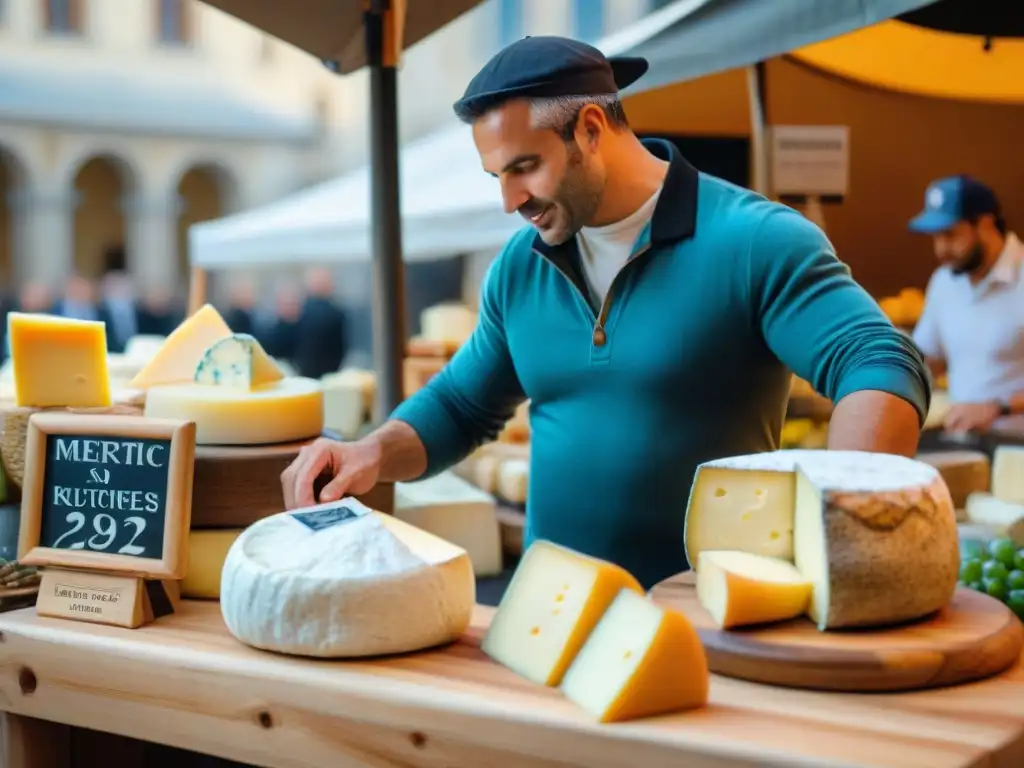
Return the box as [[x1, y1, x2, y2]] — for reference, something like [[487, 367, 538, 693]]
[[137, 285, 183, 336], [223, 277, 257, 335], [54, 276, 116, 345], [261, 283, 302, 363], [100, 270, 138, 353], [3, 281, 55, 360], [292, 267, 347, 379], [909, 176, 1024, 432]]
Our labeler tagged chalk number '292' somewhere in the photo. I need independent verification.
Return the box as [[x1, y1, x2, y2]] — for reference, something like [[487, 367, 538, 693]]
[[51, 512, 148, 555]]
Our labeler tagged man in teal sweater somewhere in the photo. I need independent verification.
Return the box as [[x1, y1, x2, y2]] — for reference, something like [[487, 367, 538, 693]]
[[282, 37, 930, 588]]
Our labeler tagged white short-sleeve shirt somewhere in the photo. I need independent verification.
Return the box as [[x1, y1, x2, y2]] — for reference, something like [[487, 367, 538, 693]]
[[913, 232, 1024, 403]]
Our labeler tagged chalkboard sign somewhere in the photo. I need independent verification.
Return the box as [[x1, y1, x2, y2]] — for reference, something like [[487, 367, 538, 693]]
[[19, 414, 196, 579]]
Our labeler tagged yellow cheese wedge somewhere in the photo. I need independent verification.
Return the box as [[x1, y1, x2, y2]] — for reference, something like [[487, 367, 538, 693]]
[[182, 528, 243, 599], [8, 313, 111, 408], [561, 589, 708, 723], [993, 446, 1024, 504], [696, 550, 812, 629], [129, 304, 232, 389], [481, 540, 643, 687], [144, 377, 324, 445]]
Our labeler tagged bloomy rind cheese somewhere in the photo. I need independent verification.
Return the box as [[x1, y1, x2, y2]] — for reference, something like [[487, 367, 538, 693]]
[[482, 540, 643, 687], [143, 378, 324, 445], [561, 589, 708, 723], [685, 450, 959, 631], [696, 550, 811, 629], [221, 502, 475, 658]]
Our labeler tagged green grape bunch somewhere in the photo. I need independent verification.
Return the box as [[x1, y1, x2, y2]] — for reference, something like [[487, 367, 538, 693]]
[[959, 537, 1024, 620]]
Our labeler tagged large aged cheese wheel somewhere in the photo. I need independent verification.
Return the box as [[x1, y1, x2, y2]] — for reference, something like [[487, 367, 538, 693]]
[[685, 450, 959, 630], [0, 400, 143, 489]]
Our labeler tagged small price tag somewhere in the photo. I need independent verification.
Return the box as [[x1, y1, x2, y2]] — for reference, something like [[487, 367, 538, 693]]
[[290, 498, 370, 532]]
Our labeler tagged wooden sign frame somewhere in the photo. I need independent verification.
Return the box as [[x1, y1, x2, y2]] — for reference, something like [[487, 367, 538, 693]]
[[18, 413, 195, 580]]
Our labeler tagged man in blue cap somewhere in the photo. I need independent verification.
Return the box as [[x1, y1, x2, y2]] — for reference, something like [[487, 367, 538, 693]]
[[910, 175, 1024, 432], [283, 37, 931, 588]]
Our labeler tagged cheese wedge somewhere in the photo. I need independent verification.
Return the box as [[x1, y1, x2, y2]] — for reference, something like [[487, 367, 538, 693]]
[[993, 446, 1024, 504], [8, 313, 111, 408], [182, 529, 243, 599], [129, 304, 231, 389], [696, 550, 812, 629], [194, 333, 285, 389], [561, 589, 708, 723], [481, 540, 643, 686]]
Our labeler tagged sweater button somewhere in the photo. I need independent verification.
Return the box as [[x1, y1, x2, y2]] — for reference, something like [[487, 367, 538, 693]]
[[593, 327, 607, 346]]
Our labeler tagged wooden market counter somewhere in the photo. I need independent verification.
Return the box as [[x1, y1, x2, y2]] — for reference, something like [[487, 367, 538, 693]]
[[0, 601, 1023, 768]]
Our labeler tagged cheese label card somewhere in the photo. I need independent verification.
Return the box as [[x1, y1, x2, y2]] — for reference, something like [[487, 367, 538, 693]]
[[290, 498, 371, 532], [18, 414, 196, 580]]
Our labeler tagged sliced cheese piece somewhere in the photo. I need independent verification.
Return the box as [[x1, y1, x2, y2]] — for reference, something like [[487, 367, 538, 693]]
[[8, 312, 111, 408], [182, 528, 243, 599], [220, 498, 475, 657], [482, 540, 642, 686], [686, 450, 958, 631], [965, 492, 1024, 545], [917, 450, 990, 509], [321, 368, 376, 440], [497, 458, 528, 505], [194, 333, 285, 389], [992, 446, 1024, 504], [561, 589, 708, 722], [395, 471, 502, 577], [696, 550, 811, 629], [144, 378, 323, 445], [129, 304, 231, 389]]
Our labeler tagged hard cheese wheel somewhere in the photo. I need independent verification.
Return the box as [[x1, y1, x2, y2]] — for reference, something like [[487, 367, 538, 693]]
[[220, 499, 475, 657], [182, 529, 243, 599], [685, 450, 958, 630], [144, 378, 323, 445], [916, 450, 990, 509]]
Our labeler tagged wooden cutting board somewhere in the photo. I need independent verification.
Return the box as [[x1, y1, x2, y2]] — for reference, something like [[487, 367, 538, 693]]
[[650, 572, 1024, 692]]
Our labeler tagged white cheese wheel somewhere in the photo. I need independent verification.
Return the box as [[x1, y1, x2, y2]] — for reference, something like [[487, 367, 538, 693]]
[[685, 450, 958, 630], [143, 377, 323, 445], [420, 303, 477, 345], [497, 458, 529, 505], [220, 499, 475, 657]]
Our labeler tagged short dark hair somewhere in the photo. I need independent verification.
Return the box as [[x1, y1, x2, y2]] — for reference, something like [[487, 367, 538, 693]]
[[454, 93, 629, 140]]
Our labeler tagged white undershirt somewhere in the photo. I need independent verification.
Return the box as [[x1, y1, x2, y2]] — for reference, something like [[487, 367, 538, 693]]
[[576, 187, 662, 307]]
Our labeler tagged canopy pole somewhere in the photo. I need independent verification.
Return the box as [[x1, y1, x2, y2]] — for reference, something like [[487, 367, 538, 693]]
[[187, 266, 208, 316], [746, 61, 770, 197], [365, 0, 407, 423]]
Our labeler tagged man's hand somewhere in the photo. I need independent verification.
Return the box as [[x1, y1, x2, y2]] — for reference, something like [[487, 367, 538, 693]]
[[944, 401, 1002, 434], [280, 437, 383, 510]]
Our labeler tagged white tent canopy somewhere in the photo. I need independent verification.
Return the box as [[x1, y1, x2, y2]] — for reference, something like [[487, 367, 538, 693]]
[[189, 123, 519, 268], [190, 0, 934, 269]]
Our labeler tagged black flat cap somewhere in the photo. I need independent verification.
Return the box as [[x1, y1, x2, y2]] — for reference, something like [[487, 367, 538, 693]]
[[453, 36, 649, 121]]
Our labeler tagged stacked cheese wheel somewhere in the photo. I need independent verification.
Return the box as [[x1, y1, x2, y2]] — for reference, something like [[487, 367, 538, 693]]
[[129, 304, 324, 445], [454, 441, 529, 505], [684, 450, 960, 631]]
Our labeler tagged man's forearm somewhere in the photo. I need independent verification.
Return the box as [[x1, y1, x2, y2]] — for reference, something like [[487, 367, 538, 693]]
[[360, 420, 428, 483], [827, 390, 921, 457]]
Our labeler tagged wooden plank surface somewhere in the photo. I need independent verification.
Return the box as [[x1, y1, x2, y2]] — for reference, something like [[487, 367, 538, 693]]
[[650, 573, 1023, 692], [0, 602, 1022, 768]]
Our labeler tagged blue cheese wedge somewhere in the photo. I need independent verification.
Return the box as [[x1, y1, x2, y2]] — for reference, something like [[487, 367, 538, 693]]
[[193, 333, 285, 389]]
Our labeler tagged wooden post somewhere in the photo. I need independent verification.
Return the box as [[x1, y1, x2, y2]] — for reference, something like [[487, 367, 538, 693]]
[[187, 265, 207, 317]]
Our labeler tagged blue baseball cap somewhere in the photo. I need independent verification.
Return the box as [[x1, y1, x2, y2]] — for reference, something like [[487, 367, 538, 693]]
[[453, 36, 648, 122], [909, 175, 1001, 234]]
